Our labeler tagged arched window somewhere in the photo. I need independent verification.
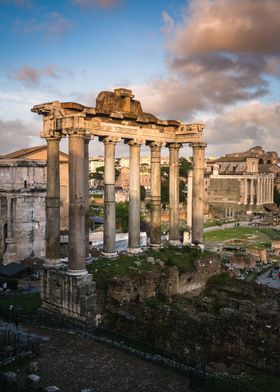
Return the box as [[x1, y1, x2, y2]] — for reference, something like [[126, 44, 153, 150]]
[[259, 158, 264, 164], [267, 159, 271, 165]]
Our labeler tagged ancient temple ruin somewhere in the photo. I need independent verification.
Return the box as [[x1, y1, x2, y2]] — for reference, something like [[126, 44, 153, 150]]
[[32, 88, 206, 323]]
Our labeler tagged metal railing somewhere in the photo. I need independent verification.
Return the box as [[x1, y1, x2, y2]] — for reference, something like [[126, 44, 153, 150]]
[[0, 306, 261, 392]]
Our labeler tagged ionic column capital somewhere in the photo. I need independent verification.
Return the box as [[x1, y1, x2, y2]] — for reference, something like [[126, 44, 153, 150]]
[[190, 142, 207, 150], [66, 128, 89, 138], [127, 139, 144, 147], [102, 136, 119, 145], [42, 130, 62, 141], [167, 142, 182, 151], [149, 141, 163, 151]]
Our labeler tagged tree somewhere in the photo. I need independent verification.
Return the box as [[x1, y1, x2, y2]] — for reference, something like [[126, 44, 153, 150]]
[[179, 157, 193, 177], [274, 186, 280, 206], [161, 178, 169, 204], [140, 185, 146, 201], [116, 202, 129, 232]]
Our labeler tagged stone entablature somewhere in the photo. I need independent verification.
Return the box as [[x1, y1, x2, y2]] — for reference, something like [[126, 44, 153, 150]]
[[32, 89, 204, 146]]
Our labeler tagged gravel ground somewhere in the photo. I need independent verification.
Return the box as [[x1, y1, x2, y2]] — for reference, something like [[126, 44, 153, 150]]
[[14, 326, 191, 392]]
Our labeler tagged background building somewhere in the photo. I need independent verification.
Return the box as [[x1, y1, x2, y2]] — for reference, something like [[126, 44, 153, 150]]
[[205, 146, 278, 218]]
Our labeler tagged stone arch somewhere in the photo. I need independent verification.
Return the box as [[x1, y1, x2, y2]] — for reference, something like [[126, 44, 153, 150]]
[[259, 158, 264, 164], [267, 159, 271, 165]]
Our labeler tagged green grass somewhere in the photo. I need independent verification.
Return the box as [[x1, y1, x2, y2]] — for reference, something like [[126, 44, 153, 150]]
[[88, 246, 209, 290], [204, 227, 280, 244], [0, 293, 41, 313]]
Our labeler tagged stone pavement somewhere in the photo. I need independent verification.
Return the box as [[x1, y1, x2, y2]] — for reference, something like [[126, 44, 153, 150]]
[[12, 326, 191, 392]]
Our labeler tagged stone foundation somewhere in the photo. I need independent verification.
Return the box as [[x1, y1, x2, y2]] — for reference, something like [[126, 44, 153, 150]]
[[40, 268, 100, 325]]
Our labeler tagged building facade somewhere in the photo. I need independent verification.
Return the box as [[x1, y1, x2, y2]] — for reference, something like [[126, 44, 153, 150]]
[[205, 147, 278, 218]]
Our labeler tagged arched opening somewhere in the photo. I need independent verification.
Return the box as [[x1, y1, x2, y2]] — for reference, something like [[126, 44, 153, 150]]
[[259, 158, 264, 164], [267, 159, 271, 165]]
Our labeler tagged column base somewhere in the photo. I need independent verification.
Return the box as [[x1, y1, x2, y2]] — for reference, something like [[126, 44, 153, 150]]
[[2, 238, 17, 265], [66, 269, 88, 276], [43, 258, 64, 269], [127, 247, 143, 254], [168, 240, 181, 246], [149, 243, 162, 249], [101, 251, 118, 259], [41, 269, 100, 324]]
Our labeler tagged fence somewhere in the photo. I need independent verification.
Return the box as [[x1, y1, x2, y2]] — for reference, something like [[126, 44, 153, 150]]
[[0, 328, 40, 360], [0, 305, 260, 392]]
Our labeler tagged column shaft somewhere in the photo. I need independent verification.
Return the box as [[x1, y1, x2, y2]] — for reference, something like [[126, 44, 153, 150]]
[[68, 133, 87, 274], [244, 178, 248, 205], [250, 178, 254, 205], [256, 178, 260, 205], [150, 143, 161, 246], [84, 139, 90, 258], [191, 142, 206, 244], [169, 144, 180, 244], [45, 137, 61, 265], [187, 170, 193, 228], [260, 178, 263, 204], [128, 142, 141, 251], [103, 139, 117, 256]]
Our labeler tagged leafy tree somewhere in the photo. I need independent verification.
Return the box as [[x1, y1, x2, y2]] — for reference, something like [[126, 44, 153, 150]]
[[140, 185, 146, 201], [116, 202, 129, 232], [179, 157, 193, 177], [161, 178, 169, 204], [274, 186, 280, 206]]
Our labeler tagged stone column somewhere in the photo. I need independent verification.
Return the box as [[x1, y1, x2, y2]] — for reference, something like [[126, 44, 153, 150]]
[[271, 178, 275, 203], [256, 177, 261, 205], [44, 136, 62, 268], [260, 178, 263, 205], [128, 140, 142, 253], [187, 170, 193, 229], [244, 178, 248, 205], [250, 178, 254, 205], [84, 137, 90, 259], [67, 130, 87, 275], [263, 178, 268, 204], [191, 142, 207, 244], [3, 195, 17, 265], [168, 143, 181, 245], [102, 137, 117, 257], [149, 142, 162, 247]]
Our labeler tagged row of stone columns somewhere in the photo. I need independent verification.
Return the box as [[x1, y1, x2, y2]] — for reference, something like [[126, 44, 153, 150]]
[[244, 176, 274, 205], [44, 133, 206, 272]]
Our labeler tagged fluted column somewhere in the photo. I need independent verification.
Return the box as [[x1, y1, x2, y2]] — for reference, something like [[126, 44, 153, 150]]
[[271, 178, 275, 203], [260, 178, 263, 204], [191, 142, 207, 244], [256, 177, 261, 205], [102, 137, 117, 257], [168, 143, 181, 245], [187, 170, 193, 229], [244, 177, 248, 205], [263, 178, 268, 203], [44, 136, 62, 268], [250, 178, 254, 205], [84, 138, 90, 258], [149, 142, 162, 247], [128, 140, 142, 253], [67, 130, 87, 275]]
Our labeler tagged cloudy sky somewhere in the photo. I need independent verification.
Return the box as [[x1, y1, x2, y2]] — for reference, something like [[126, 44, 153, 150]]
[[0, 0, 280, 158]]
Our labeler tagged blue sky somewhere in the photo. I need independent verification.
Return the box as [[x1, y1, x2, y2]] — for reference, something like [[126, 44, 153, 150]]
[[0, 0, 280, 157]]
